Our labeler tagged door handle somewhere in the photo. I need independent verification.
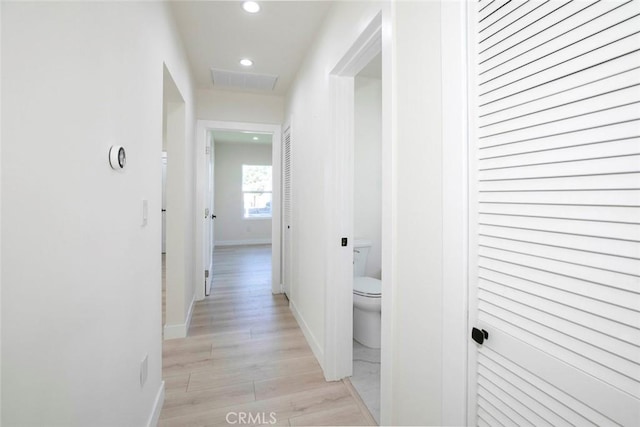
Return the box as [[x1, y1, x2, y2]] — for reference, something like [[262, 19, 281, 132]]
[[211, 214, 217, 219], [471, 327, 489, 345]]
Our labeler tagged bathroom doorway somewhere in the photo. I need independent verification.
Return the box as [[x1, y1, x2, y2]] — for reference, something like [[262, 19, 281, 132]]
[[350, 51, 383, 423], [324, 11, 388, 425]]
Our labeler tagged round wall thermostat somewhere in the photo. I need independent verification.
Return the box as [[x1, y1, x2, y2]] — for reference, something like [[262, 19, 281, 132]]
[[109, 145, 126, 170]]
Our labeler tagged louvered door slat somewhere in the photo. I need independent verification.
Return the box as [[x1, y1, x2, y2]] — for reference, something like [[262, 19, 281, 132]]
[[479, 278, 640, 350], [479, 223, 640, 259], [479, 256, 637, 309], [481, 4, 640, 84], [479, 1, 623, 73], [282, 125, 292, 297], [479, 268, 638, 328], [480, 88, 640, 136], [470, 1, 640, 425], [479, 68, 640, 126], [480, 138, 640, 169], [480, 1, 568, 58], [478, 374, 542, 426], [480, 105, 640, 147], [479, 1, 528, 35], [480, 48, 640, 109], [480, 27, 640, 100], [479, 354, 595, 427], [480, 348, 613, 426], [478, 363, 560, 426], [479, 245, 639, 291], [479, 234, 639, 275], [478, 188, 640, 204]]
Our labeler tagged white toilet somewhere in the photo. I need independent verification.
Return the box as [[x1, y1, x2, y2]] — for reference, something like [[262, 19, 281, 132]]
[[353, 240, 382, 349]]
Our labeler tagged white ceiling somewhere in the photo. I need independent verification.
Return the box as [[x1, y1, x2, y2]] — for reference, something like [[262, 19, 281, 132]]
[[169, 1, 334, 96]]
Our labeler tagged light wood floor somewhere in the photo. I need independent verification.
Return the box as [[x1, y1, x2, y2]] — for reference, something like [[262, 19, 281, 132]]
[[159, 245, 376, 427]]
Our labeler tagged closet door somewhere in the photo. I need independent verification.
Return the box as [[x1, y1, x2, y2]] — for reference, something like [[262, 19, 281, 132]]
[[468, 1, 640, 426], [282, 125, 292, 299]]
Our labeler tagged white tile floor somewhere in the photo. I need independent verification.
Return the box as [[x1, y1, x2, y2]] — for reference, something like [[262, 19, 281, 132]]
[[351, 340, 381, 424]]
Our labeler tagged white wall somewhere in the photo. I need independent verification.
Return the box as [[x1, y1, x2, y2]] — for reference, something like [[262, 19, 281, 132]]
[[391, 1, 444, 423], [197, 89, 284, 124], [387, 1, 468, 425], [354, 76, 382, 278], [214, 142, 272, 245], [1, 2, 196, 425]]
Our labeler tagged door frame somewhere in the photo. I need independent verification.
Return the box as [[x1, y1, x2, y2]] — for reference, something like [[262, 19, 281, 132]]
[[323, 4, 386, 387], [324, 3, 470, 425], [195, 120, 283, 300], [162, 64, 191, 340], [441, 1, 471, 425], [466, 1, 480, 424]]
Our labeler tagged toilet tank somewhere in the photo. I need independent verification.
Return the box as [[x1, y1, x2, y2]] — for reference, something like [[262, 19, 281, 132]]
[[353, 239, 372, 277]]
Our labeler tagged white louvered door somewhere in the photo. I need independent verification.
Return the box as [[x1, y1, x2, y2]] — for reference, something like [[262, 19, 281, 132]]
[[468, 1, 640, 426], [282, 125, 292, 298]]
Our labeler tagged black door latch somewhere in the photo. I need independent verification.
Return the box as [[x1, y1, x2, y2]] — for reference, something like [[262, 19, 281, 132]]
[[472, 327, 489, 345]]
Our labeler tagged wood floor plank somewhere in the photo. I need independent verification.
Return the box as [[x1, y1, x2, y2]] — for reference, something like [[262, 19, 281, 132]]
[[188, 355, 321, 393], [254, 371, 329, 401], [160, 245, 372, 426], [158, 382, 354, 427], [162, 351, 215, 377], [160, 381, 255, 420], [164, 373, 190, 394], [288, 402, 371, 426], [210, 333, 309, 360]]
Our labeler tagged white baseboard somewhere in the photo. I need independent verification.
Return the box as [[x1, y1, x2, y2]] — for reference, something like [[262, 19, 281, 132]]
[[147, 381, 165, 427], [215, 238, 272, 247], [290, 300, 324, 369], [163, 296, 195, 339]]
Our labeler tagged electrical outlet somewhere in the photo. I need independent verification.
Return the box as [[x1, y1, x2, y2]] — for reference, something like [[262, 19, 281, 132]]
[[140, 354, 148, 387]]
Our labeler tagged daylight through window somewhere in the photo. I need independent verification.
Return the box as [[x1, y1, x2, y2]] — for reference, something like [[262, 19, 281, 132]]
[[242, 165, 272, 219]]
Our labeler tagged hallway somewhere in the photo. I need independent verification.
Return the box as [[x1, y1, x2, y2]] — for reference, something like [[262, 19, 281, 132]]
[[159, 245, 376, 426]]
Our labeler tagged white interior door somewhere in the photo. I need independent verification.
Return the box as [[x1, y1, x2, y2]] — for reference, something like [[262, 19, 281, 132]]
[[282, 125, 292, 298], [468, 1, 640, 426], [204, 140, 214, 297]]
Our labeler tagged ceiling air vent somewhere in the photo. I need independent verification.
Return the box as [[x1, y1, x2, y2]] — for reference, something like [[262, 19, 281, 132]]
[[210, 68, 278, 91]]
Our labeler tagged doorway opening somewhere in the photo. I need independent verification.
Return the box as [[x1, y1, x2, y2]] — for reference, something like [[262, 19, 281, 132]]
[[350, 51, 383, 423], [324, 10, 390, 425], [161, 64, 186, 337], [195, 120, 282, 301], [212, 129, 274, 252]]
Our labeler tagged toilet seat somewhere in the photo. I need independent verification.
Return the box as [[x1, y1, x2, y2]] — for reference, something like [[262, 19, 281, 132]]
[[353, 276, 381, 298]]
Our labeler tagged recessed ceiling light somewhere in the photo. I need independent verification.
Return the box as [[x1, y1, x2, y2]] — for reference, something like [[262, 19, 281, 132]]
[[252, 136, 259, 141], [240, 58, 253, 67], [242, 1, 260, 13]]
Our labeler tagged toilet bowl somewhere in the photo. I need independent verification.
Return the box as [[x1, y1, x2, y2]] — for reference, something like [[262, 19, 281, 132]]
[[353, 276, 381, 348], [353, 240, 382, 349]]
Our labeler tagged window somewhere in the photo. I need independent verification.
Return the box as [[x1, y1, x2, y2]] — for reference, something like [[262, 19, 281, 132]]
[[242, 165, 272, 218]]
